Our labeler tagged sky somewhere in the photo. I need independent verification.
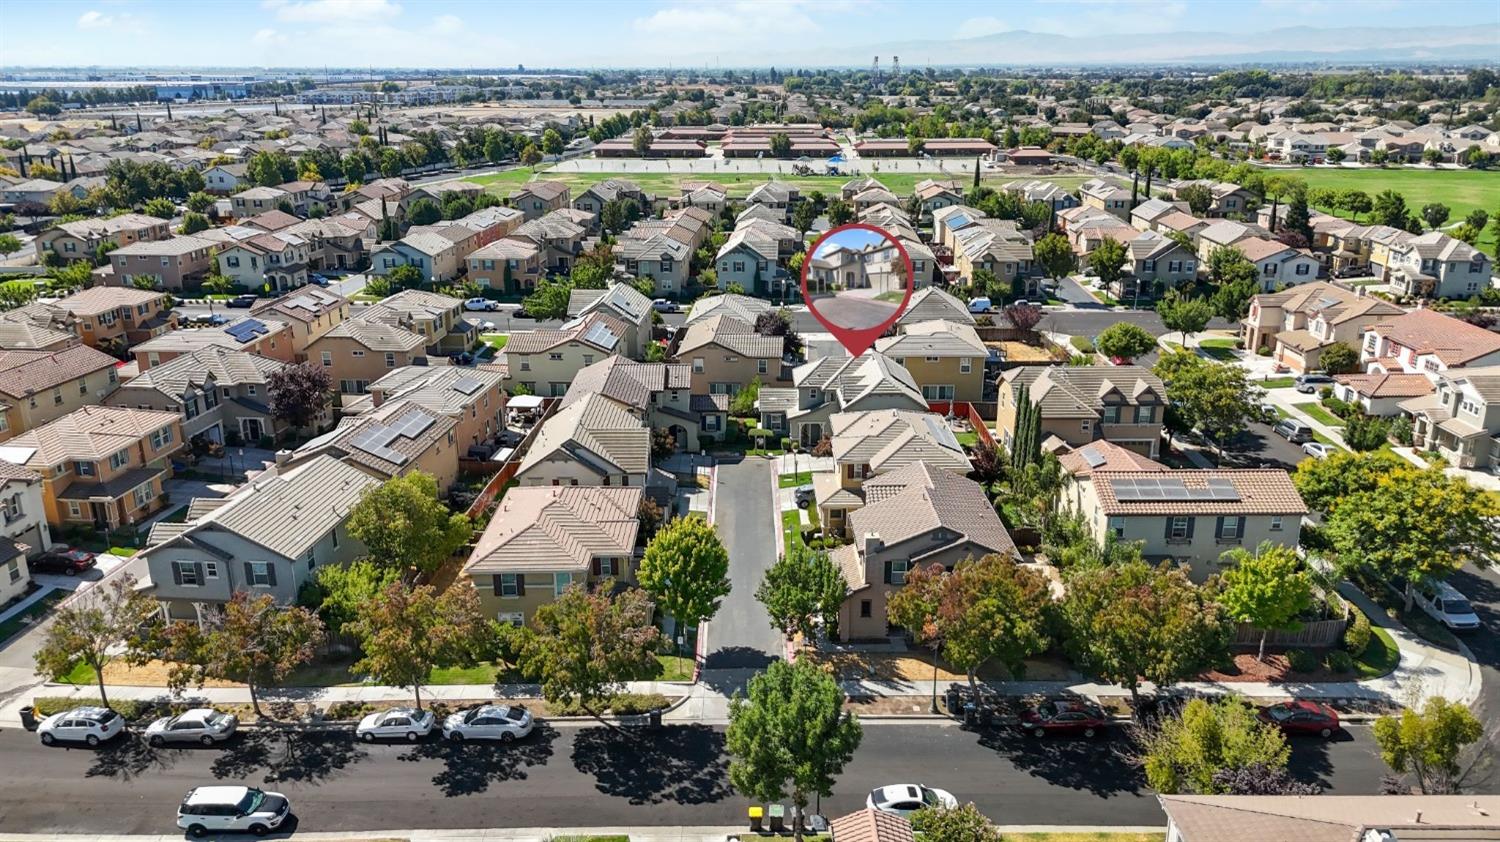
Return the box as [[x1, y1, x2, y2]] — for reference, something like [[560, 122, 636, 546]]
[[816, 228, 888, 258], [1, 0, 1497, 69]]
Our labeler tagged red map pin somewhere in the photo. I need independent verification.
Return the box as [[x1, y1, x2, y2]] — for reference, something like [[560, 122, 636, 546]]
[[800, 222, 914, 358]]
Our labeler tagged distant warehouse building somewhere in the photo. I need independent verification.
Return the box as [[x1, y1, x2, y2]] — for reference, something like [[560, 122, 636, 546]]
[[855, 138, 997, 157]]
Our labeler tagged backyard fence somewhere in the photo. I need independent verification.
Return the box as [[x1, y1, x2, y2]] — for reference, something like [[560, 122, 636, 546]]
[[1232, 617, 1348, 649]]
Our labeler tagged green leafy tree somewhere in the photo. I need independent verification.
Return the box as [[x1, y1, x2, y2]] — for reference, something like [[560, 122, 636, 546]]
[[178, 211, 210, 235], [1371, 189, 1409, 227], [826, 199, 853, 226], [32, 574, 160, 711], [1059, 560, 1229, 709], [188, 192, 217, 214], [1452, 222, 1482, 245], [349, 581, 494, 711], [299, 558, 398, 638], [0, 279, 39, 310], [1291, 450, 1401, 514], [910, 803, 1002, 842], [637, 515, 732, 635], [142, 196, 176, 219], [726, 659, 863, 842], [0, 233, 21, 257], [25, 96, 61, 116], [1319, 341, 1360, 374], [522, 277, 574, 320], [1033, 232, 1076, 283], [1141, 696, 1292, 794], [162, 591, 325, 717], [1177, 183, 1214, 216], [1154, 352, 1262, 451], [1218, 544, 1314, 661], [408, 198, 441, 226], [631, 126, 653, 157], [516, 579, 661, 725], [1421, 202, 1451, 230], [791, 200, 817, 238], [1089, 236, 1128, 295], [387, 264, 425, 290], [1157, 290, 1214, 345], [540, 128, 564, 156], [768, 133, 792, 157], [1343, 414, 1392, 452], [756, 542, 848, 644], [1340, 189, 1372, 221], [1465, 209, 1488, 231], [346, 472, 472, 579], [1094, 321, 1157, 361], [520, 145, 543, 168], [1375, 696, 1485, 794]]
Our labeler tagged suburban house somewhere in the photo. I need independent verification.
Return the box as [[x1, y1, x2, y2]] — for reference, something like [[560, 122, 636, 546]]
[[230, 186, 290, 218], [1334, 370, 1442, 417], [1361, 308, 1500, 380], [1385, 232, 1493, 300], [364, 365, 506, 454], [43, 286, 178, 355], [290, 400, 460, 492], [998, 365, 1167, 458], [0, 313, 76, 352], [1395, 365, 1500, 470], [1117, 230, 1198, 299], [1194, 221, 1272, 264], [1001, 179, 1078, 212], [0, 460, 53, 581], [35, 213, 171, 264], [133, 316, 294, 371], [684, 293, 772, 327], [613, 207, 711, 294], [463, 486, 643, 627], [511, 210, 589, 274], [566, 282, 655, 359], [1164, 180, 1254, 218], [8, 406, 183, 529], [830, 462, 1018, 640], [1235, 238, 1321, 291], [951, 219, 1036, 290], [104, 347, 297, 448], [1128, 198, 1186, 232], [562, 356, 727, 452], [307, 318, 428, 397], [358, 290, 473, 356], [676, 182, 728, 216], [744, 182, 801, 222], [874, 319, 988, 403], [1079, 178, 1132, 219], [513, 392, 652, 489], [250, 286, 350, 362], [215, 231, 312, 292], [504, 312, 633, 397], [282, 217, 370, 272], [1158, 794, 1500, 842], [0, 345, 121, 443], [467, 238, 545, 293], [896, 287, 976, 328], [571, 178, 649, 227], [203, 163, 248, 194], [913, 179, 965, 220], [132, 455, 377, 623], [107, 235, 217, 290], [757, 352, 928, 448], [815, 409, 972, 538], [369, 232, 464, 285], [1242, 281, 1405, 371], [673, 314, 789, 397], [1071, 469, 1306, 582], [714, 226, 785, 296], [509, 181, 571, 220]]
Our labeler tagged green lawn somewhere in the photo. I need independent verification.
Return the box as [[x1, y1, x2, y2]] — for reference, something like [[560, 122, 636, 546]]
[[1069, 335, 1096, 353], [653, 652, 694, 681], [1197, 341, 1238, 362], [781, 504, 820, 549], [64, 659, 519, 688], [778, 471, 813, 488], [1275, 167, 1500, 251], [1294, 402, 1346, 427], [955, 430, 979, 448], [1259, 376, 1296, 389], [875, 291, 906, 302], [479, 333, 509, 351], [1354, 625, 1401, 679], [0, 590, 65, 644]]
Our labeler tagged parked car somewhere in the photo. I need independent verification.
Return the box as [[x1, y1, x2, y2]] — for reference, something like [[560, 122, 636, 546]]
[[441, 703, 534, 742], [966, 296, 993, 314], [866, 784, 958, 816], [310, 274, 330, 286], [651, 298, 680, 313], [177, 786, 291, 838], [1018, 699, 1109, 738], [30, 546, 97, 576], [1294, 373, 1334, 394], [513, 307, 534, 319], [356, 707, 436, 742], [1258, 700, 1340, 738], [37, 706, 124, 746], [144, 708, 238, 747], [1273, 418, 1314, 444], [1302, 442, 1335, 459], [464, 297, 499, 312], [187, 313, 228, 327], [227, 294, 257, 308], [1259, 403, 1280, 422], [794, 484, 816, 509], [1413, 580, 1482, 632]]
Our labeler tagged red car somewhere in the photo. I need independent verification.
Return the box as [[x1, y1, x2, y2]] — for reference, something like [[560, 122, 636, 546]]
[[31, 546, 97, 576], [1259, 700, 1340, 738], [1019, 699, 1109, 738]]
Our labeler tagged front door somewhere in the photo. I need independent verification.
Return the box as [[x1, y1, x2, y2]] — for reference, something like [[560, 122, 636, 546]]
[[242, 418, 264, 442]]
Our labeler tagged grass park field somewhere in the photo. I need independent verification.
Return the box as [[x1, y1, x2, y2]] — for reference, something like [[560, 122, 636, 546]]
[[1267, 167, 1500, 249]]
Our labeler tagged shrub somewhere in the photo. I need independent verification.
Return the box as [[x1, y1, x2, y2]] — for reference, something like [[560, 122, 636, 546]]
[[31, 696, 154, 721], [1286, 649, 1319, 673], [1344, 608, 1373, 654], [1321, 395, 1353, 418], [1318, 386, 1333, 400], [325, 701, 376, 721], [609, 692, 670, 715], [1389, 415, 1414, 446], [1257, 347, 1271, 356], [779, 436, 794, 452], [1326, 650, 1354, 673], [1234, 338, 1246, 349]]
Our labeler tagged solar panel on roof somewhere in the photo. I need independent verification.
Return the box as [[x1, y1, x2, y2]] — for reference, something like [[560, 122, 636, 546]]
[[583, 322, 620, 351], [1205, 477, 1241, 501], [393, 413, 435, 439], [451, 376, 484, 396], [1081, 446, 1107, 469]]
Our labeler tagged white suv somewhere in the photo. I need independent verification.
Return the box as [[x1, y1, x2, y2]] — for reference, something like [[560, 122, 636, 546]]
[[37, 706, 125, 746], [177, 786, 291, 838]]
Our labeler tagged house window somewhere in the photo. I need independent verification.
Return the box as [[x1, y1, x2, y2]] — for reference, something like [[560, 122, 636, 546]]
[[151, 427, 174, 450], [597, 558, 617, 577], [888, 560, 910, 586], [732, 261, 745, 273], [1101, 405, 1121, 424], [692, 358, 705, 374], [1169, 516, 1191, 540], [204, 562, 218, 579], [1135, 405, 1155, 424], [553, 573, 572, 596], [1, 493, 21, 523], [1108, 516, 1126, 538], [352, 350, 364, 357], [75, 461, 96, 477], [248, 562, 273, 587], [1218, 517, 1242, 541], [132, 483, 156, 508], [1295, 263, 1311, 276], [67, 502, 82, 518], [960, 358, 972, 374], [860, 599, 872, 618], [173, 561, 200, 587], [757, 359, 768, 375], [321, 352, 332, 367], [1270, 515, 1284, 532], [921, 385, 955, 400], [52, 388, 63, 406], [499, 574, 521, 597], [548, 353, 563, 361], [385, 352, 396, 368], [109, 449, 130, 470], [6, 559, 18, 584]]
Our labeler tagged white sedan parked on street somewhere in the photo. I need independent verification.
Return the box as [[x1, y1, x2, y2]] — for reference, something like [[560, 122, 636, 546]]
[[1302, 442, 1335, 459], [442, 704, 534, 743], [867, 783, 958, 816], [37, 706, 125, 746], [144, 708, 238, 746], [356, 707, 436, 742]]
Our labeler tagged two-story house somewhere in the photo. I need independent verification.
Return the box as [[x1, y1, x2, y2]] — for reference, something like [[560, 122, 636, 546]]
[[250, 286, 350, 363], [216, 231, 312, 292], [0, 345, 121, 443], [53, 287, 177, 353], [815, 409, 972, 538], [467, 237, 545, 293], [1242, 281, 1405, 365], [363, 366, 506, 454], [281, 217, 370, 272], [511, 211, 589, 275], [673, 314, 789, 397], [509, 181, 571, 221], [1119, 231, 1198, 299], [873, 319, 988, 403], [230, 186, 291, 218], [1079, 178, 1132, 219], [566, 282, 654, 360], [104, 348, 298, 447], [289, 400, 460, 492], [107, 235, 217, 290], [1386, 232, 1493, 300], [0, 460, 52, 596], [571, 179, 649, 229], [561, 356, 727, 452], [358, 290, 472, 356], [513, 392, 651, 489], [369, 232, 464, 285], [35, 213, 171, 265], [997, 365, 1167, 458], [757, 352, 928, 448], [1362, 308, 1500, 381], [307, 318, 428, 398], [1236, 238, 1322, 292], [1399, 365, 1500, 469], [133, 316, 294, 371]]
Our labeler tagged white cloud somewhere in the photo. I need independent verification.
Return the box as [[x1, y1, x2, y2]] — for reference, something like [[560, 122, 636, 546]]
[[75, 9, 145, 34], [429, 14, 464, 36], [251, 28, 289, 48], [77, 10, 110, 28], [634, 2, 819, 38], [261, 0, 402, 24], [956, 16, 1015, 38]]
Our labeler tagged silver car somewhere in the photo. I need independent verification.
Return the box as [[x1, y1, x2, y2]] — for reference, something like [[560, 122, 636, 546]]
[[356, 707, 436, 742], [144, 708, 238, 746], [442, 704, 534, 743]]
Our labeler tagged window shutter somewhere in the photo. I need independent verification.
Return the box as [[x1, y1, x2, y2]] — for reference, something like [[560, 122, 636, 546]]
[[883, 561, 893, 585], [1214, 517, 1225, 540], [492, 575, 502, 596], [1163, 519, 1174, 539], [1186, 517, 1196, 539], [591, 558, 601, 576], [266, 564, 277, 587], [1236, 516, 1246, 539], [515, 575, 525, 596], [171, 563, 183, 586], [193, 562, 204, 585], [243, 561, 255, 583]]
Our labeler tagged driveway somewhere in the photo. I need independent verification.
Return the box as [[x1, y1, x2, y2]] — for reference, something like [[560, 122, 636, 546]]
[[702, 458, 782, 673], [1054, 276, 1102, 307]]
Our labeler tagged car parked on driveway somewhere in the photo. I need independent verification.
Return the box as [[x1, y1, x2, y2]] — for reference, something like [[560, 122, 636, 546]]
[[651, 298, 680, 313], [37, 706, 124, 746], [177, 786, 291, 838], [793, 484, 815, 509], [144, 708, 238, 746], [441, 704, 533, 742], [30, 546, 97, 576], [1018, 698, 1109, 738], [1294, 373, 1334, 394], [1302, 442, 1335, 459], [356, 707, 435, 742], [867, 784, 958, 816], [1258, 700, 1340, 738]]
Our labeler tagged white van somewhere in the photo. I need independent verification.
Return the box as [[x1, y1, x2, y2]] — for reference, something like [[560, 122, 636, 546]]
[[967, 296, 993, 313], [1413, 580, 1481, 632]]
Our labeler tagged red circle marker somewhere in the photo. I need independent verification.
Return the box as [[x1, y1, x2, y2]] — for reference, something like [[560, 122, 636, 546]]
[[799, 222, 915, 358]]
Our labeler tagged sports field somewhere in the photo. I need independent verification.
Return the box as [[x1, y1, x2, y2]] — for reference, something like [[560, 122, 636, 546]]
[[1263, 167, 1500, 248]]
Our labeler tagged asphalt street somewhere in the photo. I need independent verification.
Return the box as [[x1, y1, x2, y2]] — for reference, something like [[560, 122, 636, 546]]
[[1443, 563, 1500, 779], [702, 458, 783, 672], [0, 721, 1390, 834], [808, 294, 901, 331]]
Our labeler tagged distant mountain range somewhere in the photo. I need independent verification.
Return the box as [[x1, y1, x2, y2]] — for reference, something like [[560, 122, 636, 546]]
[[671, 25, 1500, 69]]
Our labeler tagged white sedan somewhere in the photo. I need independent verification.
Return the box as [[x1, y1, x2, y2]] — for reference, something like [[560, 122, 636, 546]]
[[1302, 442, 1335, 459], [144, 708, 238, 746], [867, 784, 958, 816], [442, 704, 534, 743], [356, 707, 436, 742]]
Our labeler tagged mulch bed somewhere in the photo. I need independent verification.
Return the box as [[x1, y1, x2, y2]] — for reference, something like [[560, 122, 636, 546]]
[[1198, 652, 1345, 683]]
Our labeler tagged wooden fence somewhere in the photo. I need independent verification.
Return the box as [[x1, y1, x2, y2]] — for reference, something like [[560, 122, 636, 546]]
[[459, 398, 557, 519], [1232, 617, 1348, 649]]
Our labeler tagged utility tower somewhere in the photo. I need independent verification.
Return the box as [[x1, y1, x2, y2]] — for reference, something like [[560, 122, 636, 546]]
[[872, 56, 880, 79], [892, 56, 901, 77]]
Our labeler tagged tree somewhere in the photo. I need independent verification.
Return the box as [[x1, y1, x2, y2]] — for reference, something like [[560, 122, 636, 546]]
[[1452, 222, 1482, 245], [266, 361, 332, 433], [1371, 189, 1409, 227], [755, 542, 847, 644], [637, 515, 732, 635], [768, 133, 792, 158], [726, 659, 862, 842], [1156, 291, 1213, 345], [1211, 762, 1321, 795], [349, 581, 493, 711], [826, 199, 853, 226], [754, 308, 802, 357], [1283, 187, 1313, 245], [1140, 696, 1292, 794], [520, 144, 543, 168], [1059, 560, 1229, 709], [1094, 321, 1157, 361], [33, 574, 160, 711], [1003, 302, 1043, 336], [910, 803, 1002, 842], [1420, 202, 1451, 230], [1344, 413, 1392, 452], [162, 591, 324, 717], [516, 579, 661, 724], [1090, 236, 1128, 295], [1177, 183, 1214, 216], [1465, 209, 1489, 231], [299, 558, 398, 638], [540, 128, 564, 156], [387, 264, 424, 290], [631, 126, 653, 157], [1319, 341, 1360, 374], [1218, 544, 1314, 661], [177, 211, 210, 235], [1010, 384, 1041, 469], [1375, 696, 1484, 794], [522, 277, 574, 320], [1033, 232, 1076, 283], [142, 196, 176, 219], [1340, 189, 1372, 221], [408, 198, 441, 226], [0, 233, 21, 258], [791, 200, 817, 238], [25, 96, 61, 116], [246, 150, 297, 187], [347, 472, 472, 579], [1153, 352, 1261, 450]]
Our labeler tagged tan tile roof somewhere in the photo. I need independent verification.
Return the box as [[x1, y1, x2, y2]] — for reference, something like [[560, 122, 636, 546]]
[[0, 345, 118, 398], [1058, 440, 1167, 477], [1334, 372, 1433, 399], [685, 293, 772, 326], [1158, 794, 1500, 842], [517, 392, 650, 479], [135, 317, 291, 355], [318, 317, 426, 353], [897, 287, 975, 327], [506, 312, 631, 356], [875, 319, 986, 358], [1372, 309, 1500, 366], [10, 406, 179, 465], [562, 356, 691, 413], [675, 314, 784, 359], [1091, 468, 1307, 516], [464, 486, 642, 575], [296, 401, 455, 479], [366, 365, 504, 417], [851, 462, 1017, 557], [828, 809, 915, 842], [54, 286, 166, 316], [830, 409, 970, 476]]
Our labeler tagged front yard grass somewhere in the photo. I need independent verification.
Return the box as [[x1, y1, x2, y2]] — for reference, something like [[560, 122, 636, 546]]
[[1293, 402, 1346, 427], [1354, 625, 1401, 679], [778, 471, 813, 488], [1197, 338, 1239, 361], [653, 652, 694, 681], [1259, 376, 1296, 389], [479, 333, 508, 351], [0, 590, 66, 644]]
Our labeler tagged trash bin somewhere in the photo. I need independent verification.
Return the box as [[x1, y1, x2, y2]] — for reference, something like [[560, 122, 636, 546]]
[[977, 705, 994, 728], [648, 708, 662, 729], [748, 805, 764, 833], [768, 804, 786, 833], [808, 815, 829, 834], [944, 687, 961, 715], [962, 701, 977, 725], [18, 706, 36, 731]]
